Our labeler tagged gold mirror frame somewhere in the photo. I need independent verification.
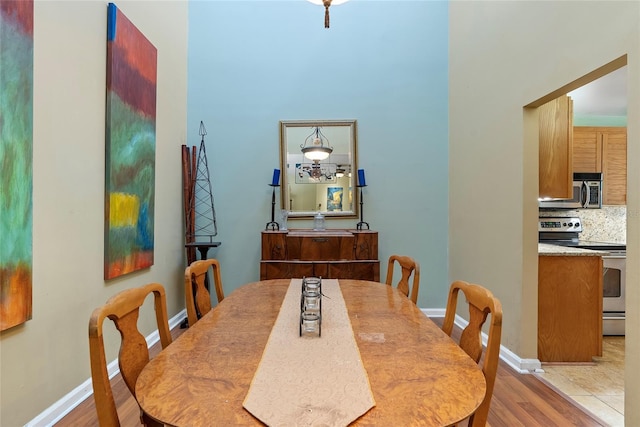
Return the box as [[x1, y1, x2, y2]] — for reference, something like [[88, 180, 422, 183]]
[[279, 120, 358, 219]]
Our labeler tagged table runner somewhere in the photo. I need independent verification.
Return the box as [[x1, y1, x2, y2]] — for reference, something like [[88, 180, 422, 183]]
[[243, 279, 375, 426]]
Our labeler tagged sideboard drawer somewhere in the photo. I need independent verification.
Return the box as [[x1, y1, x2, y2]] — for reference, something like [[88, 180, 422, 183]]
[[287, 235, 354, 260], [328, 261, 380, 281], [260, 261, 314, 280], [259, 261, 380, 281]]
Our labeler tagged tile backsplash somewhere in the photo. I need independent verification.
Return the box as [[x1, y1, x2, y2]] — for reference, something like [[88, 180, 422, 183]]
[[540, 206, 626, 243]]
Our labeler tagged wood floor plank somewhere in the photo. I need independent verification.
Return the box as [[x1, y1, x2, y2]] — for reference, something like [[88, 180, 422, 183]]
[[57, 319, 607, 426]]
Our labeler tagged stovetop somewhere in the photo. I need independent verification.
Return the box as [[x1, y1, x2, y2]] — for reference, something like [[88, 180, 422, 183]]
[[542, 239, 626, 251], [538, 216, 626, 251]]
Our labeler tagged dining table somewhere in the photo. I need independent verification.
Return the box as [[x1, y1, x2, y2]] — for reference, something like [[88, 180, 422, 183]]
[[136, 279, 486, 426]]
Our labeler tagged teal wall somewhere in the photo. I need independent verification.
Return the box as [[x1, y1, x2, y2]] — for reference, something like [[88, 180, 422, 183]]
[[574, 115, 627, 127], [187, 1, 450, 307]]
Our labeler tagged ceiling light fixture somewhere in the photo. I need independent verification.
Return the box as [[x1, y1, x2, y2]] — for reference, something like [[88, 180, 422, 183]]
[[301, 126, 333, 161], [307, 0, 349, 28]]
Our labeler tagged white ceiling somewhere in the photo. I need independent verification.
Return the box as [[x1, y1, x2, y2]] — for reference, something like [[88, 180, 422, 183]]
[[568, 66, 627, 117]]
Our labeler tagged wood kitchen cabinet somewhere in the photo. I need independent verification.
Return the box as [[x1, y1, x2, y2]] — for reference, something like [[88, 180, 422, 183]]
[[260, 229, 379, 281], [539, 95, 574, 199], [573, 126, 627, 205], [538, 254, 603, 362]]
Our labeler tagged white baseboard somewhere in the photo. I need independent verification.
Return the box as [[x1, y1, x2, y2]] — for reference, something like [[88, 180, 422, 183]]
[[25, 310, 187, 427], [422, 309, 542, 374]]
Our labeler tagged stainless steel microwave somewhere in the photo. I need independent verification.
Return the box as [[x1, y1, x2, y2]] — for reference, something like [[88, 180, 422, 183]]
[[539, 172, 603, 209]]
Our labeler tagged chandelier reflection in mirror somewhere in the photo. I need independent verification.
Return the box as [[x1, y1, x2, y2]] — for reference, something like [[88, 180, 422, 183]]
[[299, 126, 335, 181], [301, 126, 333, 161]]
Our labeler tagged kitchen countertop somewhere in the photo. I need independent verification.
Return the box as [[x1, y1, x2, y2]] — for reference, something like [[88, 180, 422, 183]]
[[538, 243, 609, 256]]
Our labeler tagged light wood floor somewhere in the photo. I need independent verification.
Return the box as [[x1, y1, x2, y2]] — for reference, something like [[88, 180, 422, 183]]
[[56, 319, 608, 427], [536, 336, 625, 426]]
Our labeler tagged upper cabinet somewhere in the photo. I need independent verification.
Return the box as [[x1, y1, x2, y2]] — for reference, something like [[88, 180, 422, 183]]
[[539, 95, 574, 199], [573, 126, 627, 205]]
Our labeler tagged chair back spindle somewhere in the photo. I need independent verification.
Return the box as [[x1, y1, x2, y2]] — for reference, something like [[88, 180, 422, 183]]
[[185, 258, 224, 327], [385, 254, 420, 304], [441, 280, 502, 427], [89, 282, 172, 427]]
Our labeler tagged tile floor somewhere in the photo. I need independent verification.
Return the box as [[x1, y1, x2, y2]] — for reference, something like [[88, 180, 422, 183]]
[[535, 336, 625, 426]]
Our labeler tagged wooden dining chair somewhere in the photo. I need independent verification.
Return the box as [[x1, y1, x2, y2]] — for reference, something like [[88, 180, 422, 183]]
[[385, 254, 420, 304], [441, 280, 503, 427], [185, 258, 224, 327], [88, 282, 172, 427]]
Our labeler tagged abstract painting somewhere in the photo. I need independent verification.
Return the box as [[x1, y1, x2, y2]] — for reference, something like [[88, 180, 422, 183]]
[[327, 187, 343, 212], [0, 0, 34, 331], [105, 3, 157, 279]]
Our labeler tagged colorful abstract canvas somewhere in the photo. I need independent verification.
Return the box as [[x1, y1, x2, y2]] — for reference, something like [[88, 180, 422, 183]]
[[327, 187, 343, 212], [105, 3, 157, 279], [0, 0, 34, 331]]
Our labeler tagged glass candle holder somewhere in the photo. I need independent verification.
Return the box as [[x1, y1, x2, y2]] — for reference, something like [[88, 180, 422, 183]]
[[303, 277, 321, 293], [300, 312, 321, 336], [303, 290, 321, 313]]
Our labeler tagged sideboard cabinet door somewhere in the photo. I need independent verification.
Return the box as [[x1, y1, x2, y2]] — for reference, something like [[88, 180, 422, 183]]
[[354, 231, 378, 260], [261, 231, 287, 260]]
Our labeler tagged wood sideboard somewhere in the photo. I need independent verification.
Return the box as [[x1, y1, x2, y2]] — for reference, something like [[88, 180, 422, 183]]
[[260, 229, 379, 281]]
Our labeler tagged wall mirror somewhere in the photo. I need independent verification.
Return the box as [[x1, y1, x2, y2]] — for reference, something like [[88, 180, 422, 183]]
[[280, 120, 358, 219]]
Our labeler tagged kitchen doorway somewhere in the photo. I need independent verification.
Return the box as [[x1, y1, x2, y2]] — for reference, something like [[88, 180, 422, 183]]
[[532, 56, 628, 424]]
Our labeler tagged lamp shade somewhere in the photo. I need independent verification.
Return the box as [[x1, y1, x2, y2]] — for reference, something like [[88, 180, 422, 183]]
[[302, 146, 332, 161], [301, 128, 333, 160]]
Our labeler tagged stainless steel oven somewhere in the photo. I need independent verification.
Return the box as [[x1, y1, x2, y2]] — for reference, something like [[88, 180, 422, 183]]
[[602, 251, 626, 335]]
